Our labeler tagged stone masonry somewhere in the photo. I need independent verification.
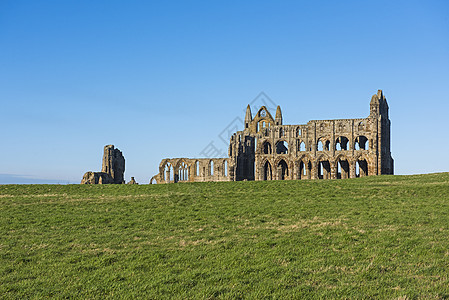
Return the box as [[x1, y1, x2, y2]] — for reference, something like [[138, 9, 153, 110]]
[[151, 90, 394, 183], [81, 145, 125, 184]]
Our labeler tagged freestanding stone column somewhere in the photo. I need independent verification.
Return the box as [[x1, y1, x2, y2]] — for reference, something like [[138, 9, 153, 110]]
[[102, 145, 125, 184], [81, 144, 125, 184]]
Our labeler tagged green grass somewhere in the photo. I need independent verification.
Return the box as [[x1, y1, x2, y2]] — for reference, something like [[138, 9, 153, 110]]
[[1, 173, 449, 299]]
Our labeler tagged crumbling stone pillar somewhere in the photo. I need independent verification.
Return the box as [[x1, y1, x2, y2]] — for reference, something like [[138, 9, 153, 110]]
[[102, 145, 125, 184], [81, 144, 125, 184]]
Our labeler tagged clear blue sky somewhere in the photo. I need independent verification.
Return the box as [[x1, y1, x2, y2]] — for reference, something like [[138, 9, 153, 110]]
[[1, 0, 448, 184]]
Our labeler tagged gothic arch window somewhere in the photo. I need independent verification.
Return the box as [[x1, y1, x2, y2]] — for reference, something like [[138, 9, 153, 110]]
[[164, 163, 174, 182], [195, 161, 200, 176], [356, 158, 368, 177], [209, 160, 214, 176], [355, 136, 369, 150], [277, 160, 288, 180], [263, 161, 272, 180], [263, 141, 272, 154], [223, 160, 228, 177], [317, 140, 324, 151], [335, 136, 349, 151], [296, 127, 301, 137], [276, 141, 288, 154], [178, 162, 189, 181]]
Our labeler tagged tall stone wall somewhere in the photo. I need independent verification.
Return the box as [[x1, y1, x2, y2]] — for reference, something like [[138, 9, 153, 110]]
[[152, 90, 394, 183], [102, 145, 125, 184], [81, 145, 125, 184]]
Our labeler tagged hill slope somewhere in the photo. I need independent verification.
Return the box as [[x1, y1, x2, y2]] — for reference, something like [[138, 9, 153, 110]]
[[1, 173, 449, 298]]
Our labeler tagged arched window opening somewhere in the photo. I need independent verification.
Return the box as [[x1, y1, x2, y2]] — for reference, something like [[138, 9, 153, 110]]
[[195, 161, 200, 176], [317, 140, 324, 151], [318, 160, 331, 179], [337, 158, 350, 179], [263, 141, 272, 154], [325, 140, 330, 151], [276, 141, 288, 154], [256, 122, 259, 132], [355, 136, 369, 150], [296, 127, 301, 137], [178, 162, 189, 181], [263, 161, 272, 181], [298, 161, 307, 179], [299, 142, 306, 151], [335, 136, 349, 150], [336, 141, 341, 151], [150, 177, 157, 184], [164, 163, 174, 182], [356, 159, 368, 177], [223, 160, 228, 177], [279, 128, 284, 137], [209, 160, 214, 176], [262, 121, 265, 128], [277, 160, 288, 180]]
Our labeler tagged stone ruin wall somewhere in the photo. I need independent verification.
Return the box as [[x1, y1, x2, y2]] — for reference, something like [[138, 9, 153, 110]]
[[81, 145, 126, 184], [150, 158, 231, 184], [152, 90, 394, 183]]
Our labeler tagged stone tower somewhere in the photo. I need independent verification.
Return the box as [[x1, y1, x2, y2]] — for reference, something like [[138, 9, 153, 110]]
[[102, 145, 125, 184], [81, 144, 125, 184]]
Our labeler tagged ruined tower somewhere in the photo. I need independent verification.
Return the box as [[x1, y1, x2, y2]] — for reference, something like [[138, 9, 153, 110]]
[[81, 145, 125, 184], [102, 145, 125, 184]]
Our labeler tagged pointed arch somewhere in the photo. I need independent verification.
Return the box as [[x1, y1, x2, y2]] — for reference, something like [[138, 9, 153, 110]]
[[275, 140, 288, 154], [262, 141, 272, 154], [178, 161, 189, 181], [263, 160, 272, 181], [209, 160, 214, 176], [276, 159, 289, 180]]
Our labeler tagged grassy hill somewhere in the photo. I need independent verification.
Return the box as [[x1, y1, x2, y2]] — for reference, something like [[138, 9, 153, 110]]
[[1, 173, 449, 298]]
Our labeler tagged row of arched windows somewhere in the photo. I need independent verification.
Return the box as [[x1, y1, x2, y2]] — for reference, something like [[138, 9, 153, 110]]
[[163, 160, 229, 182], [263, 158, 369, 181], [260, 135, 370, 155], [262, 141, 288, 154]]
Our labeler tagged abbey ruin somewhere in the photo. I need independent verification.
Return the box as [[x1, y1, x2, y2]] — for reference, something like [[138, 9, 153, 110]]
[[81, 145, 125, 184], [151, 90, 394, 183]]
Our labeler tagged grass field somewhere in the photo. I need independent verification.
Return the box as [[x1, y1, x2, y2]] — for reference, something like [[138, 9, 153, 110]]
[[1, 173, 449, 299]]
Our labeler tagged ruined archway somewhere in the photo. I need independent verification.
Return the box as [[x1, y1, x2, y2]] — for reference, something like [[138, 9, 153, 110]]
[[178, 161, 189, 181], [335, 136, 349, 151], [262, 141, 272, 154], [335, 155, 350, 179], [277, 159, 289, 180], [356, 157, 369, 177], [354, 136, 369, 150], [163, 162, 174, 183], [263, 160, 272, 181], [317, 155, 331, 179], [275, 141, 288, 154]]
